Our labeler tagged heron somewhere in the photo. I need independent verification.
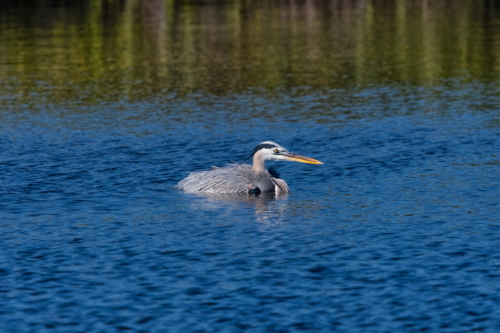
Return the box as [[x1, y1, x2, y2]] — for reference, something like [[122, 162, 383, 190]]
[[175, 141, 323, 194]]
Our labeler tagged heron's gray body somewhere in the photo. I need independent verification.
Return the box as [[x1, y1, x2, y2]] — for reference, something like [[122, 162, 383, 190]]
[[175, 141, 321, 194], [175, 164, 289, 194]]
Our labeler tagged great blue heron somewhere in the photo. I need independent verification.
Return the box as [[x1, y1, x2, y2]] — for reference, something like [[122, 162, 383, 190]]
[[175, 141, 323, 194]]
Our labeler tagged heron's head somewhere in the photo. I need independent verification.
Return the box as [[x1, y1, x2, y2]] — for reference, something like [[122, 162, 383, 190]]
[[252, 141, 323, 164]]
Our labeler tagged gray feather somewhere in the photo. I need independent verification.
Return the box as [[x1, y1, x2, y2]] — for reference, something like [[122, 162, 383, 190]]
[[270, 178, 289, 194], [176, 164, 282, 194]]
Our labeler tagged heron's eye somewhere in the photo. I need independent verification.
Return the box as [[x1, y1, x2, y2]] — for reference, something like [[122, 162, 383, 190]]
[[273, 149, 279, 154]]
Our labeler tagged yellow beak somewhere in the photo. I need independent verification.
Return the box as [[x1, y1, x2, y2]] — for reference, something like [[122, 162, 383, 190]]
[[284, 153, 323, 164]]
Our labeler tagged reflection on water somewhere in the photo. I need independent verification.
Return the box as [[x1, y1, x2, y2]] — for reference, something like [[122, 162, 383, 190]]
[[1, 1, 500, 332], [0, 0, 499, 104], [189, 192, 289, 224]]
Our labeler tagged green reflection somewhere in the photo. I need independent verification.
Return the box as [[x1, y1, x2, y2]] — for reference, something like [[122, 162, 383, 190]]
[[0, 0, 499, 104]]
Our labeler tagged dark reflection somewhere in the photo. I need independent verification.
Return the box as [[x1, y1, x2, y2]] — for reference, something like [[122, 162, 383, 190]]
[[0, 0, 499, 104], [189, 192, 289, 223]]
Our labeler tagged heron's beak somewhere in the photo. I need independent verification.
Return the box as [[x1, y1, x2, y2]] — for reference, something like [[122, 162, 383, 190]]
[[283, 152, 323, 164]]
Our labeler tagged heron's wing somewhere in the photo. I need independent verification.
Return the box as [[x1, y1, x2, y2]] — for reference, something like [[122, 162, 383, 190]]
[[176, 164, 253, 194], [270, 177, 289, 194]]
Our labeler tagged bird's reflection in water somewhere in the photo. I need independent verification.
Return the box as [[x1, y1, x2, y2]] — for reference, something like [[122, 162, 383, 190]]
[[190, 192, 289, 224]]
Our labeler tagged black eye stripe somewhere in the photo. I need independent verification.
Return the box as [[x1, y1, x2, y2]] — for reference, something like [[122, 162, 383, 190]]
[[251, 143, 279, 156], [256, 143, 278, 150]]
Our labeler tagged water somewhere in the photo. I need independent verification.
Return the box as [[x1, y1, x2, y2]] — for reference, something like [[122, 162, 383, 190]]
[[1, 1, 500, 332]]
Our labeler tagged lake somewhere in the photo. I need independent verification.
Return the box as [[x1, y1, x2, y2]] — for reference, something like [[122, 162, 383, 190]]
[[1, 0, 500, 332]]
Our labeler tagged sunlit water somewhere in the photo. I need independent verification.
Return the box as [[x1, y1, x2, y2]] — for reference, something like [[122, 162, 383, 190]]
[[1, 1, 500, 332]]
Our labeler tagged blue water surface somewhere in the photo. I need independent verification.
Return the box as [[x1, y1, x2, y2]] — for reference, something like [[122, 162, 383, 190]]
[[1, 84, 499, 332]]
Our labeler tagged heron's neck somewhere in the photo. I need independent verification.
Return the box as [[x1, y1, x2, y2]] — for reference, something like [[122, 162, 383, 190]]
[[252, 151, 266, 173]]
